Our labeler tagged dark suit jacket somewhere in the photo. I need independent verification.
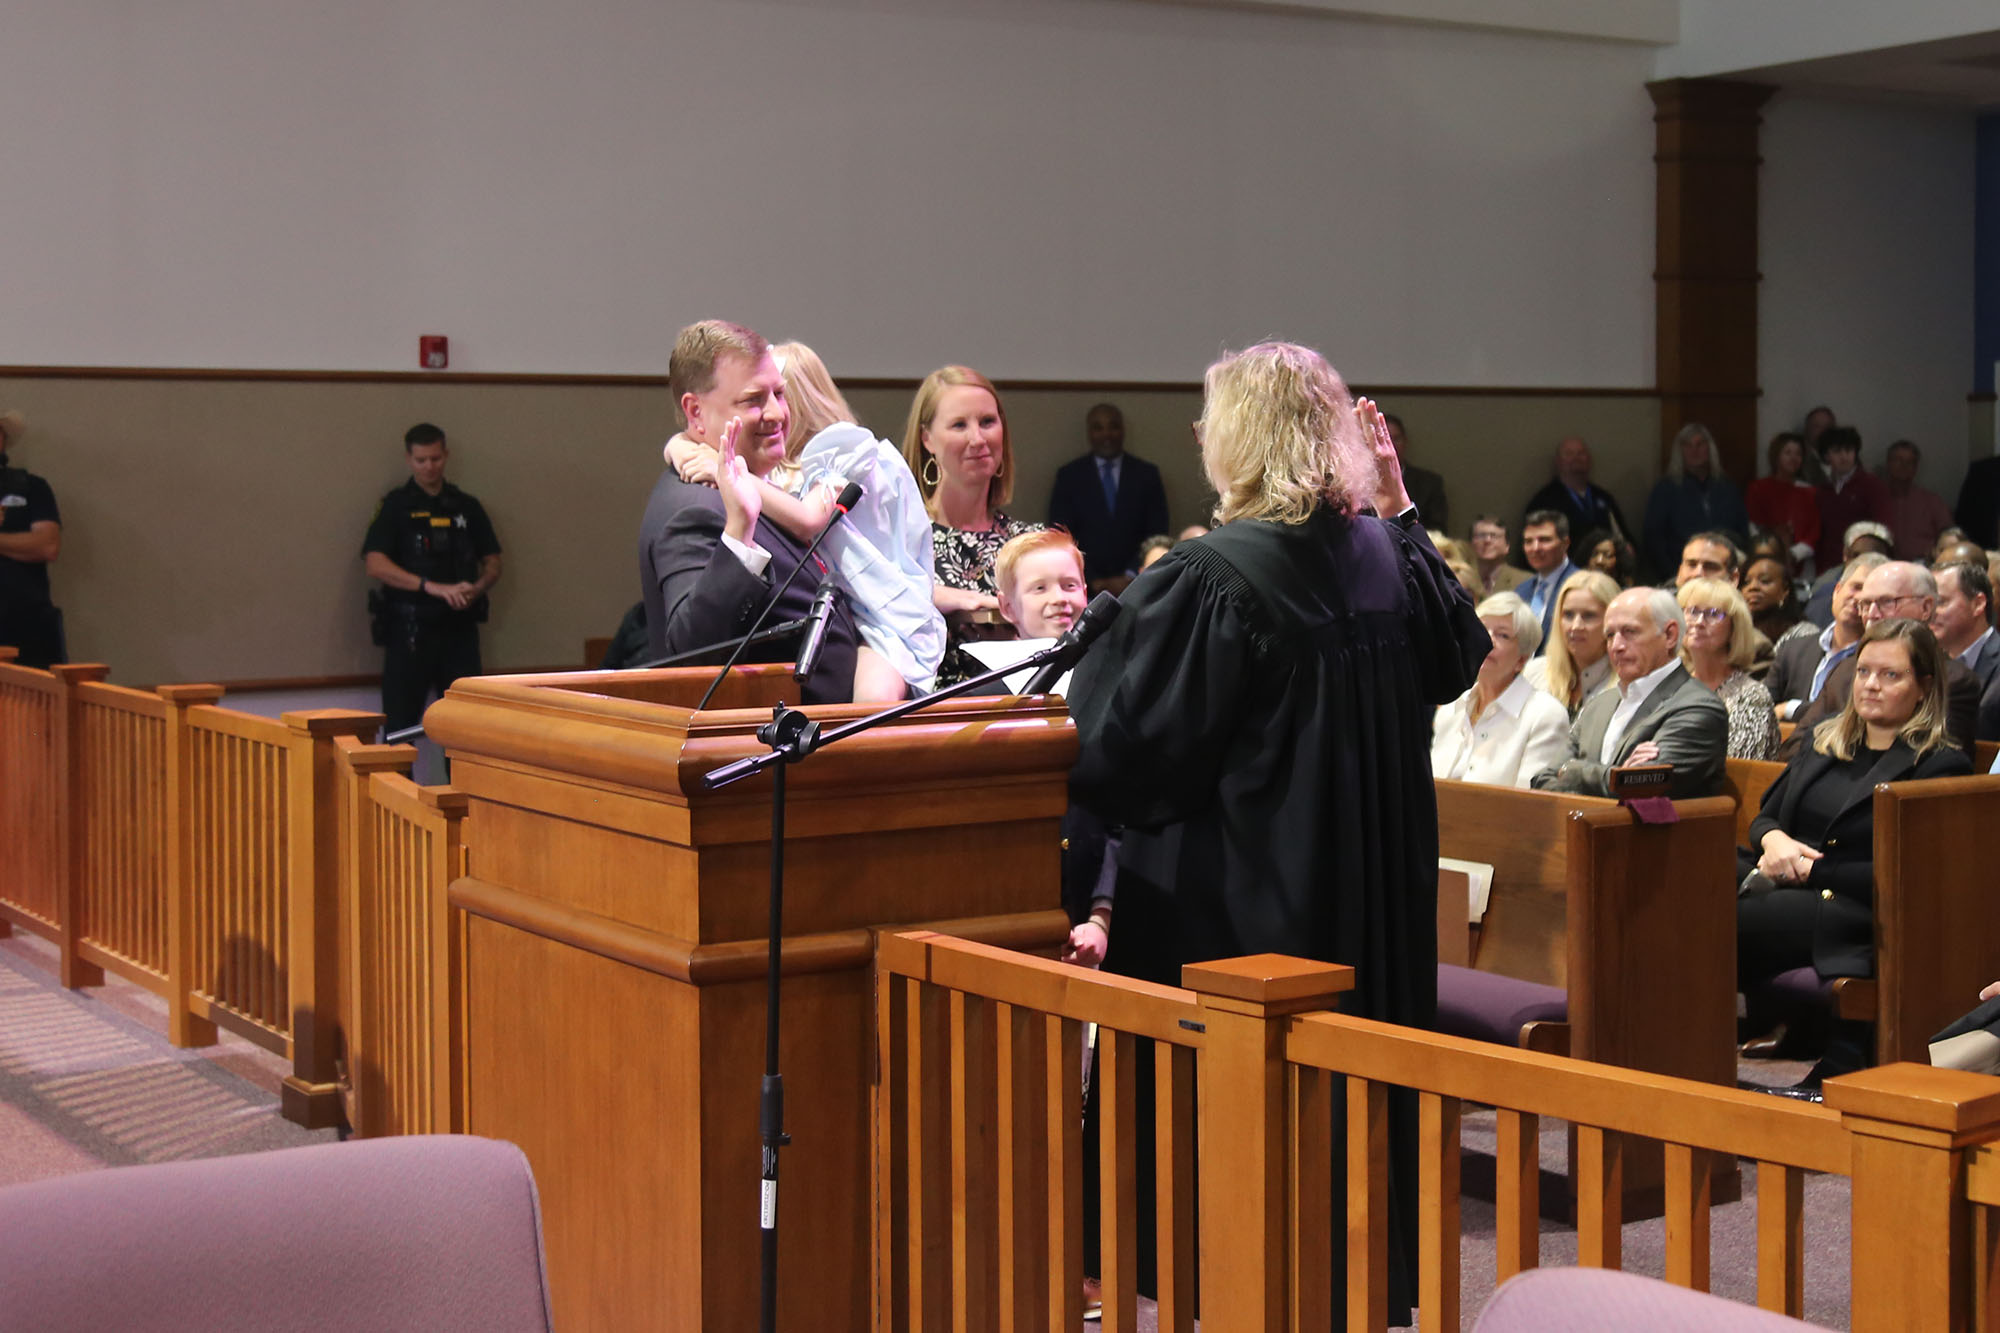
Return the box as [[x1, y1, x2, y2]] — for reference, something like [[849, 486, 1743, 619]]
[[1766, 630, 1829, 710], [1530, 662, 1728, 798], [1046, 452, 1170, 580], [1524, 478, 1632, 555], [1778, 653, 1982, 761], [1743, 740, 1974, 976], [1964, 632, 2000, 742], [637, 469, 858, 704]]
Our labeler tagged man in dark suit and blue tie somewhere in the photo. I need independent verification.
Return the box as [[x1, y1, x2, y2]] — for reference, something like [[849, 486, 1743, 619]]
[[1046, 404, 1170, 585], [1518, 509, 1582, 656]]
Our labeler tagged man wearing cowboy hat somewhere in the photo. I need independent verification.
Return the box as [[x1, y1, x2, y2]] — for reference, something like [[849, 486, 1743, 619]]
[[0, 409, 64, 667]]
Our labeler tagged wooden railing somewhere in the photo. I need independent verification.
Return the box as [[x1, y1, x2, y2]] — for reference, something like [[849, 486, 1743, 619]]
[[878, 931, 2000, 1333], [0, 655, 418, 1130], [0, 652, 66, 956], [333, 735, 468, 1138]]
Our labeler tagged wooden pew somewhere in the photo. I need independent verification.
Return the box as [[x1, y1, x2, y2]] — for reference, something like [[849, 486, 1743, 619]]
[[1435, 781, 1741, 1217], [1435, 780, 1738, 1087], [1722, 757, 1784, 849], [1872, 773, 2000, 1063]]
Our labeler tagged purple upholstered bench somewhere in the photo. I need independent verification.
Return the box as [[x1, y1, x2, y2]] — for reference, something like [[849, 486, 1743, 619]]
[[1436, 963, 1568, 1048], [1475, 1268, 1823, 1330], [0, 1134, 553, 1333]]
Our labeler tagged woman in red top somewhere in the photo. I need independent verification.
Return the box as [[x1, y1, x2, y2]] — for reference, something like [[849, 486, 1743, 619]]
[[1746, 432, 1821, 571]]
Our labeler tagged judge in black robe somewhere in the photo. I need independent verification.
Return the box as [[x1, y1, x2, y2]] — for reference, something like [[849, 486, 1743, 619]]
[[1066, 342, 1487, 1321]]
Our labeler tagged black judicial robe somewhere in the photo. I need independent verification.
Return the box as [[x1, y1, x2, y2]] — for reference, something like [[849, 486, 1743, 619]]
[[1067, 504, 1485, 1318]]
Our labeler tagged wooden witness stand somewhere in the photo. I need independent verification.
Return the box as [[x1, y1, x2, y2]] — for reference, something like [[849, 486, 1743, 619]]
[[422, 664, 1076, 1331]]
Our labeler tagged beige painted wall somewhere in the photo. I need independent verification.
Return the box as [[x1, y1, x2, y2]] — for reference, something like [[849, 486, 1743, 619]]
[[1, 372, 1671, 686]]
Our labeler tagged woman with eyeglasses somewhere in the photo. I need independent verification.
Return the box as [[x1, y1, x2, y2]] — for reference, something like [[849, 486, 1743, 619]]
[[1677, 578, 1779, 760], [1736, 618, 1972, 1096]]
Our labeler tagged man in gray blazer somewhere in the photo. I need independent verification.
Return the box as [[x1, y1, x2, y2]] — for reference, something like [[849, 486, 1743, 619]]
[[1531, 586, 1728, 799]]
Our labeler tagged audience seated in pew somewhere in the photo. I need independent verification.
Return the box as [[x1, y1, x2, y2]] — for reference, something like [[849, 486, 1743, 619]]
[[1770, 552, 1885, 723], [1429, 591, 1570, 788], [1737, 618, 1972, 1099], [1778, 561, 1980, 759], [1530, 587, 1728, 799]]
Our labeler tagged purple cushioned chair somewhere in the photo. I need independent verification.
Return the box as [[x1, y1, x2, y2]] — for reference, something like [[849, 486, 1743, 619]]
[[0, 1135, 553, 1333], [1475, 1268, 1825, 1330], [1436, 962, 1568, 1047]]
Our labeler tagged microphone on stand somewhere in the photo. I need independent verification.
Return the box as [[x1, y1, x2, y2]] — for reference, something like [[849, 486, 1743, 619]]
[[1020, 591, 1123, 695], [792, 580, 838, 684], [694, 481, 863, 712]]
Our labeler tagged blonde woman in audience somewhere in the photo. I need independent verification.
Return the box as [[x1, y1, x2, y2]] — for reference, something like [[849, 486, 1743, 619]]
[[1432, 535, 1480, 590], [1677, 577, 1780, 760], [666, 342, 944, 700], [1430, 592, 1570, 787], [1522, 569, 1620, 716], [901, 366, 1041, 684]]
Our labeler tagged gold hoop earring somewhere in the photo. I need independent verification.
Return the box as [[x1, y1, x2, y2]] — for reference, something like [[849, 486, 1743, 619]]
[[921, 455, 939, 488]]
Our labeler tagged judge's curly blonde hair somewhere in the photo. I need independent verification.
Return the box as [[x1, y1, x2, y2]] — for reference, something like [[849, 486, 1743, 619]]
[[1197, 342, 1366, 525]]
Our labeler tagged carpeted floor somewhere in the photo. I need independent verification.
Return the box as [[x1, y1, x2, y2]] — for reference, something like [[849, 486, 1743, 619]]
[[0, 927, 1848, 1329], [0, 930, 336, 1187]]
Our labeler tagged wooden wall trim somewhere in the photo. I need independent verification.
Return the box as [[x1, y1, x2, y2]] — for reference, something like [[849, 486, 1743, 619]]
[[0, 362, 1661, 398]]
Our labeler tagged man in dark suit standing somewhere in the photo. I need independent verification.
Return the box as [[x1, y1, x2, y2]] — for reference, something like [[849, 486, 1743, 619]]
[[1381, 414, 1448, 533], [638, 319, 858, 704], [1530, 586, 1728, 798], [1046, 404, 1170, 585]]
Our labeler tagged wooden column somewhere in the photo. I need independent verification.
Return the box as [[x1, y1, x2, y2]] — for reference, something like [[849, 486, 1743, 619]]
[[50, 664, 109, 991], [279, 708, 385, 1129], [1828, 1064, 2000, 1331], [1648, 78, 1775, 484], [1185, 955, 1354, 1333], [157, 684, 224, 1048]]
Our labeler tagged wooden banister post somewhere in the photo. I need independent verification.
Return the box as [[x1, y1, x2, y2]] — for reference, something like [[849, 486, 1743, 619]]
[[421, 784, 470, 1134], [1827, 1064, 2000, 1332], [330, 738, 415, 1138], [50, 664, 110, 990], [156, 685, 224, 1047], [279, 709, 384, 1129], [1185, 954, 1355, 1333]]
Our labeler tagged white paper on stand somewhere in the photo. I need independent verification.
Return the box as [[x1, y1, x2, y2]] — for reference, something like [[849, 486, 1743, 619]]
[[1439, 857, 1494, 923]]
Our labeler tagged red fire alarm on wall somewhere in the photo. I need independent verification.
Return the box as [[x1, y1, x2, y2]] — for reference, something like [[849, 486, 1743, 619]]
[[420, 336, 449, 369]]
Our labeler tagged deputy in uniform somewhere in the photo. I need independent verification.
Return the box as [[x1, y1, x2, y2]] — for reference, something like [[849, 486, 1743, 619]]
[[361, 423, 503, 735], [0, 409, 65, 668]]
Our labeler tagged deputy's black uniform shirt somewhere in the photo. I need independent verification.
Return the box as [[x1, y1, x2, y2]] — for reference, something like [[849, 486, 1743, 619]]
[[0, 462, 60, 610], [361, 479, 501, 620]]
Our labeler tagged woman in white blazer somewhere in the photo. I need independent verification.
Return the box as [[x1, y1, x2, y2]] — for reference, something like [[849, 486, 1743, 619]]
[[1431, 591, 1572, 787]]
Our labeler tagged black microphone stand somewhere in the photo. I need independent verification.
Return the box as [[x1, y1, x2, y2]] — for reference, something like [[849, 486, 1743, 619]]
[[701, 638, 1091, 1333]]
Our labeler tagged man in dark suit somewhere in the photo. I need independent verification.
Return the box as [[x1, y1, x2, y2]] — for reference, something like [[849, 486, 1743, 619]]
[[1046, 404, 1170, 584], [1516, 509, 1582, 655], [1933, 559, 2000, 741], [638, 319, 858, 704], [1531, 586, 1728, 798]]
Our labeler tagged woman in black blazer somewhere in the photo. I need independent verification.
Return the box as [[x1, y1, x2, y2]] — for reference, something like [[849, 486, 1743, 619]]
[[1738, 618, 1973, 1092]]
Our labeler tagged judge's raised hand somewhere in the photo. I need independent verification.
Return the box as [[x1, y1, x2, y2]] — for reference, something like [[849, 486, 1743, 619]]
[[1357, 397, 1411, 519], [717, 418, 763, 544]]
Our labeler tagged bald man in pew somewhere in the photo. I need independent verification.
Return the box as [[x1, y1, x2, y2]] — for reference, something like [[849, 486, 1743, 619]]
[[1531, 586, 1728, 799]]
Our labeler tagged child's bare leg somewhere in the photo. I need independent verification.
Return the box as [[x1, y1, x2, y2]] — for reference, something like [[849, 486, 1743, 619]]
[[851, 645, 908, 703]]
